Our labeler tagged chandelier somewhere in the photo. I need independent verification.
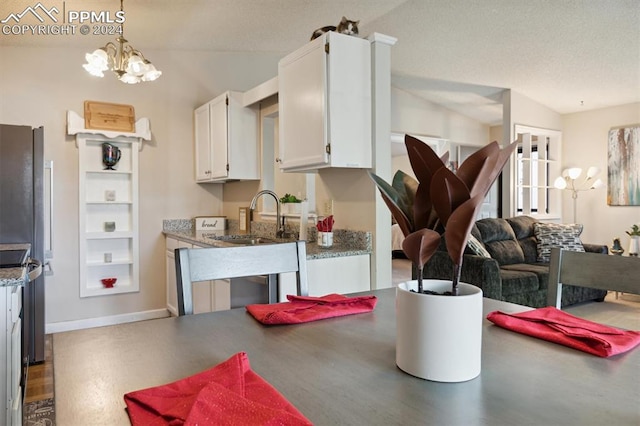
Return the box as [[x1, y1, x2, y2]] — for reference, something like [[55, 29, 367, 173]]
[[82, 0, 161, 84]]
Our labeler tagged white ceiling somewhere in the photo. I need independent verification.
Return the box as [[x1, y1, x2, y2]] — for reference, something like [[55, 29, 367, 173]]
[[2, 0, 639, 124]]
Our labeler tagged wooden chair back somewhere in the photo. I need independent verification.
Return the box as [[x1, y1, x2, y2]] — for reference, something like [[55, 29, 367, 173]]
[[175, 241, 308, 316], [547, 247, 639, 308]]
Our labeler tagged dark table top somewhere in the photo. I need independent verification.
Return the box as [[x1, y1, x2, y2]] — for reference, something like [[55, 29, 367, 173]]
[[54, 288, 640, 425]]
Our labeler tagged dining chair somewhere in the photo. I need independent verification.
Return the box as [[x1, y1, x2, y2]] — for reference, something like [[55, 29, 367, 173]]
[[547, 247, 639, 309], [175, 241, 309, 316]]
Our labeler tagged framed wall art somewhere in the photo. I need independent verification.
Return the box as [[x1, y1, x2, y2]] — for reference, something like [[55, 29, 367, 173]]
[[607, 126, 640, 206]]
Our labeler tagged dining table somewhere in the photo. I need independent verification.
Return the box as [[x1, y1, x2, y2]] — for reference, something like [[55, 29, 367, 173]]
[[53, 288, 640, 425]]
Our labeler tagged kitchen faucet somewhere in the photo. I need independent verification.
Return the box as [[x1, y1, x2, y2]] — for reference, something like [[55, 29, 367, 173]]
[[249, 190, 286, 238]]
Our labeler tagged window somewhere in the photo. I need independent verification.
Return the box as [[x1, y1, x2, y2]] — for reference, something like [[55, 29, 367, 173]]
[[514, 125, 561, 218]]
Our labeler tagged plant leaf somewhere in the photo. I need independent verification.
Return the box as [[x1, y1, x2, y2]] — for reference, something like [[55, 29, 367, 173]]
[[391, 170, 418, 226], [405, 135, 447, 231], [444, 193, 486, 266], [456, 141, 500, 190], [430, 167, 470, 227], [368, 171, 413, 237], [402, 228, 441, 269], [468, 140, 519, 199]]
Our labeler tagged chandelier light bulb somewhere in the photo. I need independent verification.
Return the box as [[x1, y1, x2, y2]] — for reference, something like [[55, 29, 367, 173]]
[[142, 63, 162, 82], [85, 49, 109, 69], [125, 54, 145, 76], [82, 63, 105, 77], [119, 73, 141, 84]]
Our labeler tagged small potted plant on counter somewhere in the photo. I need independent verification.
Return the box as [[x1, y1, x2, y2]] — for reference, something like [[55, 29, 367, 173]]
[[279, 193, 303, 214], [369, 134, 517, 382]]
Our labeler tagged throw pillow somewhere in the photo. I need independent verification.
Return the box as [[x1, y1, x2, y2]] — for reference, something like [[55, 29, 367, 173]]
[[534, 222, 585, 263], [467, 234, 492, 258]]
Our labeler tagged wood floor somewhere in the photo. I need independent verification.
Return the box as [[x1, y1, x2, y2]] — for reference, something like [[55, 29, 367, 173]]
[[25, 334, 54, 403]]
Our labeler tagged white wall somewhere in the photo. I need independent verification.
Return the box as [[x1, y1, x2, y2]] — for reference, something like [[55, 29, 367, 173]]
[[391, 87, 490, 145], [561, 103, 640, 245], [0, 46, 281, 327]]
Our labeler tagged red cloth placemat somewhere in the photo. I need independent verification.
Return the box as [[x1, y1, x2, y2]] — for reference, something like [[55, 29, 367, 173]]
[[487, 307, 640, 357], [124, 352, 312, 425], [246, 294, 377, 325]]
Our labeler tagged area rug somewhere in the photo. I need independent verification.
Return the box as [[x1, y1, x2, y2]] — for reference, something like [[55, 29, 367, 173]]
[[23, 397, 56, 426]]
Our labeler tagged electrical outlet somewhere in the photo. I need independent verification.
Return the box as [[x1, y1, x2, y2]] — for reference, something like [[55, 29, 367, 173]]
[[324, 199, 333, 215]]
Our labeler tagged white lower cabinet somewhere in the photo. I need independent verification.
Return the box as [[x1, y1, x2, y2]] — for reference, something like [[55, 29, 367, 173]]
[[1, 284, 23, 426], [279, 254, 371, 300], [166, 236, 370, 312], [165, 237, 230, 316]]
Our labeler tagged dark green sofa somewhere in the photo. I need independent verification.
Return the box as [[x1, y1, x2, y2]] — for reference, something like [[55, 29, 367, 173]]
[[422, 216, 608, 308]]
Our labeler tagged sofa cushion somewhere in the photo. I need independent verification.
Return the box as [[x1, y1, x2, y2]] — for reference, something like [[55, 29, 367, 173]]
[[476, 218, 525, 265], [506, 216, 539, 263], [499, 268, 540, 295], [534, 222, 585, 262], [501, 263, 550, 289], [506, 216, 537, 239]]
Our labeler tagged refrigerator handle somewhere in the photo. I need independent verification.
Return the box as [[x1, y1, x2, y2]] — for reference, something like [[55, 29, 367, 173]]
[[44, 260, 53, 276], [45, 160, 54, 260]]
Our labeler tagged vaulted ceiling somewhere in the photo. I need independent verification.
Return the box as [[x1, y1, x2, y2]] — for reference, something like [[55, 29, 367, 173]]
[[2, 0, 638, 124]]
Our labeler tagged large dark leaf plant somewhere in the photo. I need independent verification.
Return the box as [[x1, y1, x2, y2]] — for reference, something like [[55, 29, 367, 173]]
[[370, 135, 517, 295]]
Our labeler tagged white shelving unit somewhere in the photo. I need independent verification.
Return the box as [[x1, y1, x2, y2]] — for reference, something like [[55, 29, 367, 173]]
[[68, 111, 150, 298]]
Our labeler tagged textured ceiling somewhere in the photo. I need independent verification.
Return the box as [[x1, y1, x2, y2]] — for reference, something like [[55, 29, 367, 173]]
[[1, 0, 638, 124]]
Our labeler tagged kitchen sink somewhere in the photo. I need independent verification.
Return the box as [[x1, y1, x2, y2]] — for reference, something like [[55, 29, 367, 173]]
[[222, 237, 278, 246]]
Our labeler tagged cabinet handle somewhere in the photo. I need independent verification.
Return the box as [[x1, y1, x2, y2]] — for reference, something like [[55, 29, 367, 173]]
[[275, 158, 281, 163]]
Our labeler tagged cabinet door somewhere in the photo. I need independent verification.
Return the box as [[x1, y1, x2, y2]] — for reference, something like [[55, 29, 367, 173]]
[[209, 95, 229, 179], [195, 103, 212, 181], [279, 38, 328, 170], [166, 250, 178, 316]]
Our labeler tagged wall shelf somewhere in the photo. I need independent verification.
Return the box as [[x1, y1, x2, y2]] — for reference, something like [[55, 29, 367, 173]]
[[70, 115, 147, 298]]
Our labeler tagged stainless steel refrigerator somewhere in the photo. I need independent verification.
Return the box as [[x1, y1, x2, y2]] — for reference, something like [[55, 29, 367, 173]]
[[0, 124, 48, 365]]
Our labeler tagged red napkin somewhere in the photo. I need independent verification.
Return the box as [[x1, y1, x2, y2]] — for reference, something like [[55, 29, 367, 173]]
[[246, 294, 377, 325], [487, 307, 640, 357], [316, 215, 334, 232], [124, 352, 312, 425]]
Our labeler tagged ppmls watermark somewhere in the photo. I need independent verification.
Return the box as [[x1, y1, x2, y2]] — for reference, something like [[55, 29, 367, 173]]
[[1, 2, 125, 36]]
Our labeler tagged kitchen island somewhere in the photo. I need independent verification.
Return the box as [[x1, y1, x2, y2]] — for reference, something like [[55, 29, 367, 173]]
[[163, 219, 373, 315]]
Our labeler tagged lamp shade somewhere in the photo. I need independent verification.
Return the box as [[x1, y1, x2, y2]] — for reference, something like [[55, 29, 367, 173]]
[[554, 176, 567, 189], [586, 166, 600, 178], [567, 168, 582, 180]]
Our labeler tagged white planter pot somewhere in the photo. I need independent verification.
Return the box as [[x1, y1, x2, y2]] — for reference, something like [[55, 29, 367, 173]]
[[629, 236, 639, 256], [396, 279, 483, 382], [283, 203, 301, 214]]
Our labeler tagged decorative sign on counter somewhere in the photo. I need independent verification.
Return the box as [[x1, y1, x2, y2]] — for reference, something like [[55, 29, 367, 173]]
[[195, 217, 226, 231]]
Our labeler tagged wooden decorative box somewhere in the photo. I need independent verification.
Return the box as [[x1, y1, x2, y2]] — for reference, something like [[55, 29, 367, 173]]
[[84, 101, 135, 132]]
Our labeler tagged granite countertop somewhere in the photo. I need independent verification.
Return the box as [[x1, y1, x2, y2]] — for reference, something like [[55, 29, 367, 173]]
[[0, 243, 30, 287], [163, 219, 371, 260]]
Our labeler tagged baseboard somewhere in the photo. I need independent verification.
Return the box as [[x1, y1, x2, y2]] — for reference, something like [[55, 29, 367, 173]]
[[45, 309, 170, 334]]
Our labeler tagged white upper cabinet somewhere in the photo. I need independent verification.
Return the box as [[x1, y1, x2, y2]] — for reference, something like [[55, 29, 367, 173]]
[[278, 32, 372, 172], [195, 91, 259, 182]]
